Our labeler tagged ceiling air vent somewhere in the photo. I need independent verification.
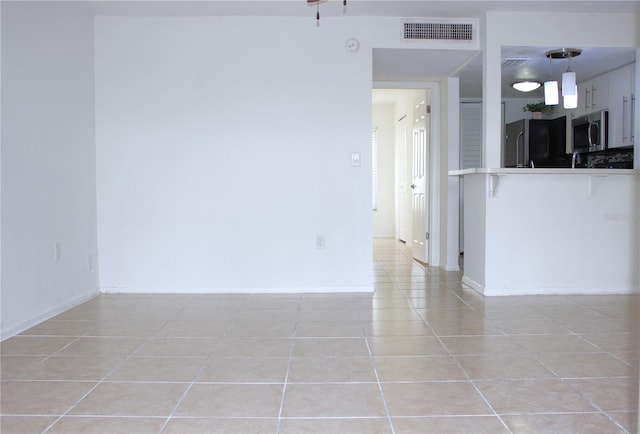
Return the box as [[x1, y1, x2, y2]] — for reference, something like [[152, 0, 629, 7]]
[[502, 58, 531, 69], [403, 22, 473, 41]]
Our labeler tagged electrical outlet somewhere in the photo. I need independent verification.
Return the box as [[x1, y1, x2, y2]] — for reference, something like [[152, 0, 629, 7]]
[[316, 235, 326, 249]]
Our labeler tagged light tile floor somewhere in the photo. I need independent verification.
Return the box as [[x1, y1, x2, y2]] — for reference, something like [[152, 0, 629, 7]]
[[1, 238, 638, 433]]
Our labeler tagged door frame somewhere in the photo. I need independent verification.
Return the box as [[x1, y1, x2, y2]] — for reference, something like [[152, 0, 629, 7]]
[[373, 81, 441, 267]]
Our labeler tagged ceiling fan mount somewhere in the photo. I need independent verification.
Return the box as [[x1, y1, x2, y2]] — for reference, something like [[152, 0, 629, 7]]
[[306, 0, 347, 21]]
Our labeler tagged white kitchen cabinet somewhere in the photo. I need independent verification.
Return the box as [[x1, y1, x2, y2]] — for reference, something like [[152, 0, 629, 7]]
[[573, 74, 609, 117], [588, 74, 609, 112], [608, 63, 635, 148]]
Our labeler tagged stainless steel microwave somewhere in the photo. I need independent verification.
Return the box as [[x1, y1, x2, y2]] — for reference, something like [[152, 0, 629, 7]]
[[572, 110, 608, 153]]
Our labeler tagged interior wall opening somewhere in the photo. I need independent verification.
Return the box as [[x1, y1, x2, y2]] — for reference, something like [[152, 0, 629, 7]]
[[372, 88, 431, 265]]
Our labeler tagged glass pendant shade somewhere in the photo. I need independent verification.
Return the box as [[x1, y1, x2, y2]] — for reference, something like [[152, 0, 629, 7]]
[[562, 71, 577, 96], [563, 89, 578, 109], [544, 81, 559, 105]]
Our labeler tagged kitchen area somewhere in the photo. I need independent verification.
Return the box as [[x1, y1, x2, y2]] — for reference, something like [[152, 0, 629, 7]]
[[451, 44, 639, 296], [503, 50, 635, 170]]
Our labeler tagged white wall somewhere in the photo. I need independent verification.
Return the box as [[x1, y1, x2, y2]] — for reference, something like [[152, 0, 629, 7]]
[[503, 98, 549, 125], [95, 17, 375, 292], [443, 78, 460, 271], [372, 104, 395, 238], [1, 2, 98, 339], [461, 173, 486, 289]]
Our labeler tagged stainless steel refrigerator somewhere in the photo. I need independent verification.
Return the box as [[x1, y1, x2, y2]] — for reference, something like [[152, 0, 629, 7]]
[[504, 117, 566, 168]]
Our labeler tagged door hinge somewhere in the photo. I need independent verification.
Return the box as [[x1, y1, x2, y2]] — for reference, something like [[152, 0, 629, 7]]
[[425, 232, 430, 240]]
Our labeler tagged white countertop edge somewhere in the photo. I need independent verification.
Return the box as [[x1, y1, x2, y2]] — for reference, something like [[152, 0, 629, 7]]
[[448, 168, 639, 176]]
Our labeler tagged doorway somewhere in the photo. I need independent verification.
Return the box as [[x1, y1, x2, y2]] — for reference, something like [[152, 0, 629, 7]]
[[372, 87, 434, 265]]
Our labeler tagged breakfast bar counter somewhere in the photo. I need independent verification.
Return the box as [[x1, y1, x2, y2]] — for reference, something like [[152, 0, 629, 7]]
[[449, 168, 640, 296]]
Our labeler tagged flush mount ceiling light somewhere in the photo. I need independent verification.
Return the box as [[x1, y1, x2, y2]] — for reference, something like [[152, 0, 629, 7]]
[[307, 0, 346, 22], [512, 81, 542, 92], [545, 48, 582, 109]]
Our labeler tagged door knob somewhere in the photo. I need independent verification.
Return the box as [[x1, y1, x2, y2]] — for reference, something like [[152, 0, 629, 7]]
[[410, 184, 416, 189]]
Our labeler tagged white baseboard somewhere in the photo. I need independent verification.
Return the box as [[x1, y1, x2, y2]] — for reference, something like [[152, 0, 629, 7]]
[[461, 275, 483, 294], [100, 286, 375, 294], [442, 264, 461, 272], [481, 286, 640, 296], [461, 275, 640, 296], [1, 290, 99, 341]]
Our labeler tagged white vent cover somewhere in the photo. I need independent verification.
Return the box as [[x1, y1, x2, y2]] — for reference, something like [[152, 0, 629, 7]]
[[502, 58, 531, 69], [403, 21, 473, 41]]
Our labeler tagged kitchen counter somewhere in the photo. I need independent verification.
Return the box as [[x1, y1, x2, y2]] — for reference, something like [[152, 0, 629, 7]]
[[453, 168, 639, 296], [449, 168, 638, 176]]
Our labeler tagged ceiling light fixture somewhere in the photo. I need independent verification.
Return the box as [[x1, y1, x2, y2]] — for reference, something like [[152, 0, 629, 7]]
[[544, 81, 559, 106], [543, 55, 559, 105], [307, 0, 347, 23], [545, 48, 582, 109], [512, 81, 542, 92], [561, 56, 578, 109]]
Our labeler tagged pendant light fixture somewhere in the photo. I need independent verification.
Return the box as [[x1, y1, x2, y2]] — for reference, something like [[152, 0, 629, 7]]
[[545, 48, 581, 109], [563, 92, 578, 110], [561, 53, 578, 109], [544, 81, 559, 106], [543, 55, 559, 105], [307, 0, 347, 23]]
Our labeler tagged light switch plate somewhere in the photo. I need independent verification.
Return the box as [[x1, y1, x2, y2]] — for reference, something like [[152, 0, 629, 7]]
[[351, 152, 361, 167]]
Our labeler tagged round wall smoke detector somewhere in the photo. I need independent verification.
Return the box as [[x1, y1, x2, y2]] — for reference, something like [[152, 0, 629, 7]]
[[345, 38, 360, 53]]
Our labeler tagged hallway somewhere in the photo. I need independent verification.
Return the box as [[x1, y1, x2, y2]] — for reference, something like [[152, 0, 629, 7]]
[[1, 239, 638, 433]]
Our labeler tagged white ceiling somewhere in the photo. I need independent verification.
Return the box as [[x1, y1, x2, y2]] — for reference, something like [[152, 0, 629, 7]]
[[89, 0, 640, 18], [372, 48, 480, 83], [88, 0, 640, 99]]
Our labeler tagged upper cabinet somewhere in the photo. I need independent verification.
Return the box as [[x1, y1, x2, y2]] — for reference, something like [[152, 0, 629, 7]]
[[565, 63, 636, 150], [587, 74, 609, 114], [608, 63, 636, 149], [571, 74, 610, 118]]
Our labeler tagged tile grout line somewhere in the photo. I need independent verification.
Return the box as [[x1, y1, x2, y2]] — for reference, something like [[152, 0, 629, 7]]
[[363, 334, 396, 434], [157, 297, 242, 433], [372, 253, 430, 434], [274, 299, 302, 434], [55, 295, 193, 432], [562, 380, 632, 434], [39, 336, 165, 432], [409, 285, 514, 434], [38, 295, 198, 434], [4, 242, 637, 433], [441, 286, 634, 434]]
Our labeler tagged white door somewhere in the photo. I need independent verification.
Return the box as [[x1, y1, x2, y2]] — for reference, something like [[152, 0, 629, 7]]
[[411, 96, 429, 263], [397, 118, 411, 243]]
